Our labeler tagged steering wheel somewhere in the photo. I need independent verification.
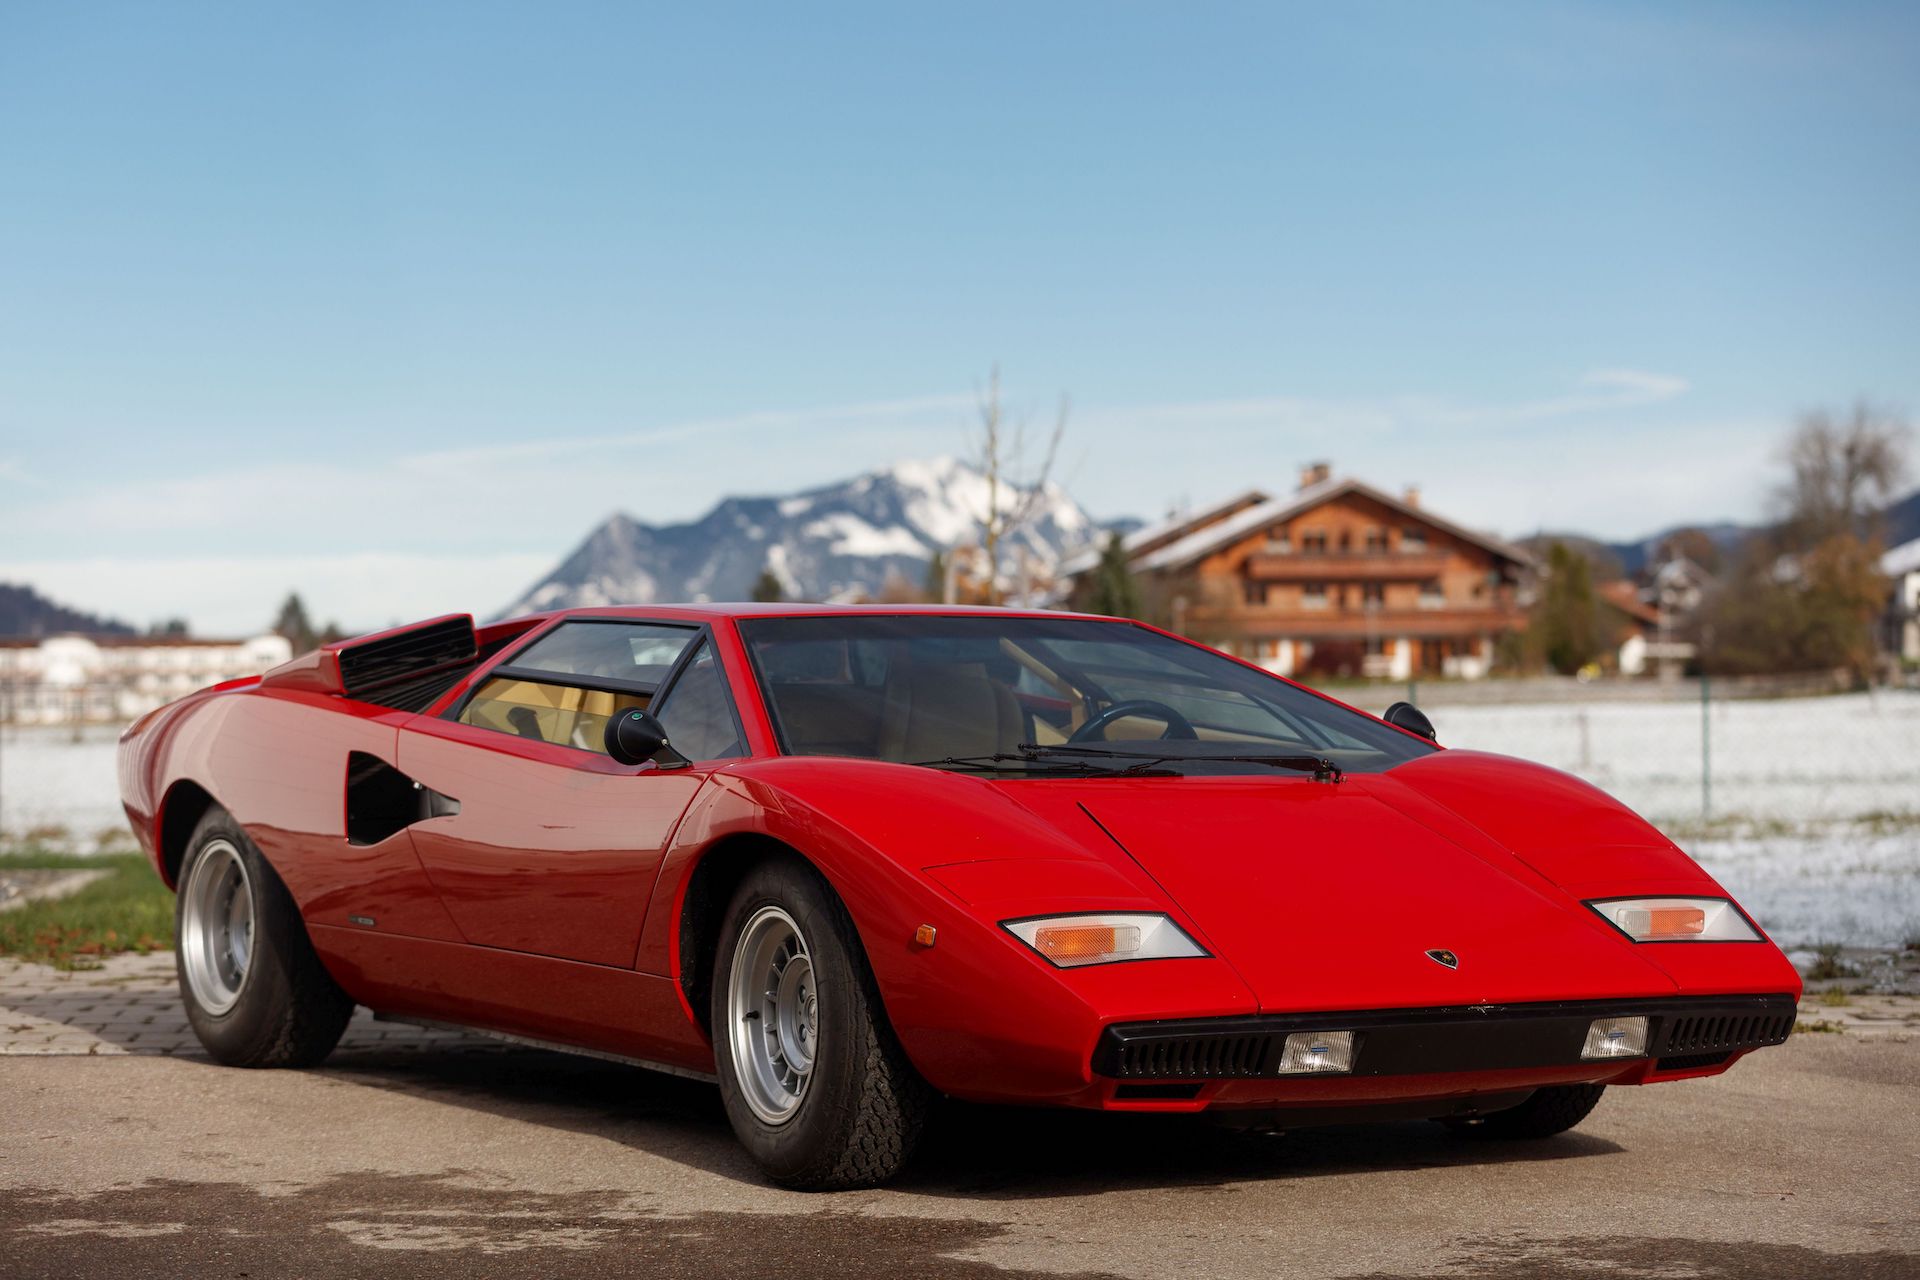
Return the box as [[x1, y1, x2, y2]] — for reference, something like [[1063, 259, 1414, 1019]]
[[1068, 699, 1198, 743]]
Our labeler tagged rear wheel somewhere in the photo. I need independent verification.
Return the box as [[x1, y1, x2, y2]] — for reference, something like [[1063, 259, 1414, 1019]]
[[1443, 1083, 1606, 1139], [176, 808, 353, 1067], [710, 858, 932, 1189]]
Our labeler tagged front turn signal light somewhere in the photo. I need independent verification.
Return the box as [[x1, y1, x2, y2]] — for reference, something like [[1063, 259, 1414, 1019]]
[[1002, 913, 1207, 968], [1586, 897, 1760, 943]]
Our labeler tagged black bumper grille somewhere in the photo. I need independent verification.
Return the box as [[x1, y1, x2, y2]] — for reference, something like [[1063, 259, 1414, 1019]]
[[1095, 994, 1797, 1081], [1115, 1032, 1271, 1079], [1659, 1010, 1796, 1056]]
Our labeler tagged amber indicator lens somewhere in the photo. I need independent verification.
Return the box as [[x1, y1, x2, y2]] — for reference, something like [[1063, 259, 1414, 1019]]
[[1643, 908, 1707, 938], [1034, 924, 1139, 961]]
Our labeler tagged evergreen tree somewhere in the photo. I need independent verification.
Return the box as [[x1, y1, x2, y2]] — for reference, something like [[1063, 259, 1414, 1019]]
[[272, 592, 319, 652], [1532, 543, 1605, 674], [1085, 532, 1143, 619], [751, 569, 784, 603]]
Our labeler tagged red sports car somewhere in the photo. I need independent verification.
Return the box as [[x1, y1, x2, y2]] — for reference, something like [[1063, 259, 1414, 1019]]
[[117, 605, 1800, 1188]]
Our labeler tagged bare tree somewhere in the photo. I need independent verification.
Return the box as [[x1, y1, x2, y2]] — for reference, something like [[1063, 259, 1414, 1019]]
[[972, 365, 1068, 605], [1776, 401, 1909, 549]]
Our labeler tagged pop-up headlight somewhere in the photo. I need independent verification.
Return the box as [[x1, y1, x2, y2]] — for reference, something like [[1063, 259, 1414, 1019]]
[[1586, 897, 1760, 943], [1002, 914, 1206, 968]]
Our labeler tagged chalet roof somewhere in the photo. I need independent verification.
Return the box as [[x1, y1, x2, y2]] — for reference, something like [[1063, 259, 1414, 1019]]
[[1134, 476, 1535, 573], [1060, 488, 1270, 577], [1882, 537, 1920, 578], [1598, 580, 1661, 626]]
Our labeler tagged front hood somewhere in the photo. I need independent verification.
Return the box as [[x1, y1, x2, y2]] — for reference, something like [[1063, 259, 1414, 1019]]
[[1006, 770, 1681, 1013]]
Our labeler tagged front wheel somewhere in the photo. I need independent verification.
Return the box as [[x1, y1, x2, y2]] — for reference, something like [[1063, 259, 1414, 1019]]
[[176, 808, 353, 1067], [1442, 1083, 1606, 1139], [710, 858, 932, 1189]]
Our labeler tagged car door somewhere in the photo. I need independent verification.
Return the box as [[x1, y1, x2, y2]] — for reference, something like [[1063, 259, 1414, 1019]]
[[397, 619, 745, 968]]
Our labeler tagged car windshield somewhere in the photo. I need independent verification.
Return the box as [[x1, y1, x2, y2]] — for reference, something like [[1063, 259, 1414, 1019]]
[[738, 615, 1435, 776]]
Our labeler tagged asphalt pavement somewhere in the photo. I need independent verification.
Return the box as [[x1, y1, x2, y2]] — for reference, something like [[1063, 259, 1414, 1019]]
[[2, 957, 1916, 1278]]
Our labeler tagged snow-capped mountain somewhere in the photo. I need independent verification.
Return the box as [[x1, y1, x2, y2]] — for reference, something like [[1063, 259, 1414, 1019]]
[[497, 457, 1106, 615]]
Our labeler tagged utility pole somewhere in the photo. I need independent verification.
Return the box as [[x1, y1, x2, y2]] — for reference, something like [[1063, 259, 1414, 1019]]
[[1700, 624, 1714, 823]]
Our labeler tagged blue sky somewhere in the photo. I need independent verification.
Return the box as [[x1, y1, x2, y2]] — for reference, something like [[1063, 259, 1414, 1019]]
[[2, 2, 1916, 632]]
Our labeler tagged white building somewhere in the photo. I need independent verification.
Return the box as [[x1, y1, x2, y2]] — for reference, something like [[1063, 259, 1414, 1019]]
[[1883, 538, 1920, 665], [0, 633, 293, 726]]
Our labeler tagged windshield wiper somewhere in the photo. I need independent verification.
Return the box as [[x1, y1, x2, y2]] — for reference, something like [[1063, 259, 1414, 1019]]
[[1017, 743, 1344, 783], [908, 752, 1178, 778]]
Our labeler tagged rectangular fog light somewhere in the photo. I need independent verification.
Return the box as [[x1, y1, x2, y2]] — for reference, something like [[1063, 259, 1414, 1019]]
[[1278, 1030, 1356, 1075], [1581, 1015, 1649, 1060]]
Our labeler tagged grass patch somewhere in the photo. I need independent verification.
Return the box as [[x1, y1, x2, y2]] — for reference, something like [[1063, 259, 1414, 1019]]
[[0, 850, 102, 871], [1803, 943, 1860, 982], [0, 852, 172, 970]]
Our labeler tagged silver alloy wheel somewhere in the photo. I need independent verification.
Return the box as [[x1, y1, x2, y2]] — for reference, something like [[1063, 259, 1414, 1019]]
[[180, 838, 255, 1016], [727, 905, 819, 1126]]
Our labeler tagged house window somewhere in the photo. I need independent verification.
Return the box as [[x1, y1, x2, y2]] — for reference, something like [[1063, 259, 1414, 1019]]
[[1338, 530, 1353, 552], [1419, 580, 1445, 609], [1362, 582, 1384, 609], [1301, 530, 1328, 554], [1243, 580, 1269, 606], [1365, 528, 1387, 554], [1402, 527, 1428, 552], [1302, 583, 1329, 609], [1264, 528, 1292, 554]]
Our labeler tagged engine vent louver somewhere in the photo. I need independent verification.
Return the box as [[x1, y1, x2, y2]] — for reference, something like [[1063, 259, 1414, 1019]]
[[335, 616, 478, 712]]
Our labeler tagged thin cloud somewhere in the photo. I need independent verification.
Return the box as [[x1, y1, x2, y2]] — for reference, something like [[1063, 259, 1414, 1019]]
[[0, 458, 50, 489]]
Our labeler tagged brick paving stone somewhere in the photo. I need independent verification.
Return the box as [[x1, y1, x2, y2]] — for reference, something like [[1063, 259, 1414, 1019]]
[[1, 953, 501, 1058]]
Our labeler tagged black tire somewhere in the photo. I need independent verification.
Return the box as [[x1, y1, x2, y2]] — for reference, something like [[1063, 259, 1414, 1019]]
[[175, 807, 353, 1067], [710, 857, 933, 1190], [1444, 1083, 1606, 1139]]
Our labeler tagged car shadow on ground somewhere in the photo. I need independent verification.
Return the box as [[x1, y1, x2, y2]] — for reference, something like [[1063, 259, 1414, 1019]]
[[308, 1042, 1624, 1199]]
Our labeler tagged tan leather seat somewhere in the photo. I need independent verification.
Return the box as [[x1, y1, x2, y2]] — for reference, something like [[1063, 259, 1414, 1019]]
[[878, 661, 1024, 762], [769, 684, 886, 756]]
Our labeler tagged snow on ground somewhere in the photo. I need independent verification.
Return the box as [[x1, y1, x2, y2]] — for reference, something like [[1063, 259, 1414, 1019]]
[[1430, 689, 1920, 826], [4, 692, 1915, 947], [1685, 825, 1919, 951], [1, 726, 124, 846]]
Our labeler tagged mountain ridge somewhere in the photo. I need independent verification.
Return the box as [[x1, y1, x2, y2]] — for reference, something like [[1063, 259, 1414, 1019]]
[[496, 457, 1105, 616]]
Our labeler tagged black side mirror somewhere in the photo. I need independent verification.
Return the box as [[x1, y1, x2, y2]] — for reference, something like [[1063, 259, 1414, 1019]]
[[1384, 701, 1437, 742], [605, 708, 672, 765]]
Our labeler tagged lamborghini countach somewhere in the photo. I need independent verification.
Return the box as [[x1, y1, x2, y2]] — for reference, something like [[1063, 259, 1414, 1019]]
[[117, 605, 1800, 1188]]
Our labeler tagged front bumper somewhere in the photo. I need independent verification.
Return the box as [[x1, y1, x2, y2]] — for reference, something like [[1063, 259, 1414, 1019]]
[[1094, 993, 1798, 1082]]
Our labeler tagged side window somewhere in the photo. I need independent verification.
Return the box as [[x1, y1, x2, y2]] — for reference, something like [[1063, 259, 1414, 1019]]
[[508, 621, 697, 684], [460, 677, 650, 752], [456, 620, 713, 759], [652, 642, 744, 761]]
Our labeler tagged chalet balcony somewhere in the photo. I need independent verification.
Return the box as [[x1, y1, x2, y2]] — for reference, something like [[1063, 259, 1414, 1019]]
[[1186, 602, 1526, 639], [1243, 550, 1453, 581]]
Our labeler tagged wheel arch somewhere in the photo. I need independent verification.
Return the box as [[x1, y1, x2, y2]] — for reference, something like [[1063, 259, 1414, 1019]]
[[156, 779, 220, 890], [677, 832, 820, 1034]]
